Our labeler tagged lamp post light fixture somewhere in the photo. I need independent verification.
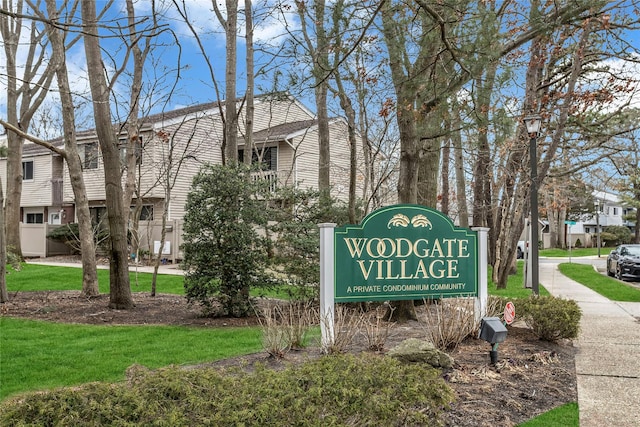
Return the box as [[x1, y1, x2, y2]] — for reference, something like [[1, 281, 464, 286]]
[[523, 115, 542, 296], [595, 199, 601, 258]]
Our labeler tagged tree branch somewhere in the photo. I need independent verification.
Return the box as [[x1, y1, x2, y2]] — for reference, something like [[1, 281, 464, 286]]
[[0, 119, 66, 157]]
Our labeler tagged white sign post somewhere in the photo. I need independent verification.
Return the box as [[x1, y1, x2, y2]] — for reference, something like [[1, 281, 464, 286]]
[[472, 227, 489, 324], [319, 223, 336, 353]]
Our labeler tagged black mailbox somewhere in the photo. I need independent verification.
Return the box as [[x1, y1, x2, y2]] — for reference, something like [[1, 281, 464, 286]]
[[478, 317, 508, 344]]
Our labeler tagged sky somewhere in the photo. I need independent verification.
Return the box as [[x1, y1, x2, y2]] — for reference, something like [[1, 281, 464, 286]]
[[1, 0, 640, 140], [0, 0, 305, 135]]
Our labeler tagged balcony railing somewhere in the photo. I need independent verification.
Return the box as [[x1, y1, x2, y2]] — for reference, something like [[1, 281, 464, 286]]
[[251, 170, 281, 193]]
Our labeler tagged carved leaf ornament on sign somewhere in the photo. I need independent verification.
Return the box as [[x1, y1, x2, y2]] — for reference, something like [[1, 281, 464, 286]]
[[334, 204, 479, 302]]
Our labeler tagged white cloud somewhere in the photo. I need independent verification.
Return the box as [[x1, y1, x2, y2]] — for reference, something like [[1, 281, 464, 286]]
[[579, 54, 640, 113]]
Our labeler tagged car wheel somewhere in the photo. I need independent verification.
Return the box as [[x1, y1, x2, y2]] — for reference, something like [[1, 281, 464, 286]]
[[607, 262, 615, 277], [616, 266, 624, 281]]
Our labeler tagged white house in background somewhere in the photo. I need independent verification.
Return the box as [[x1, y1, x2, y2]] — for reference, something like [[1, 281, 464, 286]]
[[1, 93, 367, 258], [561, 190, 636, 248]]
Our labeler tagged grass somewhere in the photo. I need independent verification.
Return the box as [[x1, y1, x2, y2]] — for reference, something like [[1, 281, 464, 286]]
[[488, 261, 550, 298], [540, 247, 611, 257], [7, 264, 184, 294], [7, 263, 295, 299], [1, 264, 296, 401], [518, 402, 579, 426], [0, 317, 263, 400], [558, 263, 640, 302]]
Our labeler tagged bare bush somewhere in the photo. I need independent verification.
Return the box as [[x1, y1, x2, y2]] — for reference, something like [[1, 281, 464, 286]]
[[321, 304, 363, 354], [284, 301, 318, 349], [420, 298, 477, 351], [258, 301, 317, 358], [360, 303, 396, 352], [258, 302, 291, 358], [485, 295, 509, 319]]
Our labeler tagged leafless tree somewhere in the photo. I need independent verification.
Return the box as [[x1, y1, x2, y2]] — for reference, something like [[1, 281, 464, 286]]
[[1, 0, 59, 258], [81, 0, 133, 308]]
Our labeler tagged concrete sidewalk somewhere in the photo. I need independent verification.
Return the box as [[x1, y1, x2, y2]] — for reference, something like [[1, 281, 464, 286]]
[[540, 262, 640, 427], [26, 259, 185, 276]]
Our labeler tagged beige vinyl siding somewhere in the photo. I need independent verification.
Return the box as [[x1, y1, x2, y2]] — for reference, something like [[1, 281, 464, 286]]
[[288, 127, 320, 192], [21, 155, 54, 206], [153, 113, 225, 220], [277, 141, 296, 186], [0, 155, 54, 206], [283, 119, 363, 203], [61, 97, 350, 221], [327, 122, 356, 201], [63, 141, 107, 202], [242, 97, 314, 135], [0, 152, 65, 208]]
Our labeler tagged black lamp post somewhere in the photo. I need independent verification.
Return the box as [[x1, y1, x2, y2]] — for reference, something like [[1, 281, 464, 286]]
[[524, 115, 542, 296]]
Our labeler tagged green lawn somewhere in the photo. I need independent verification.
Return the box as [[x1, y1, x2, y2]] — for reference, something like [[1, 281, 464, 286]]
[[558, 263, 640, 302], [8, 263, 294, 299], [1, 264, 295, 401], [0, 317, 262, 400], [518, 402, 579, 427], [488, 261, 549, 298], [540, 247, 611, 257], [8, 264, 185, 294]]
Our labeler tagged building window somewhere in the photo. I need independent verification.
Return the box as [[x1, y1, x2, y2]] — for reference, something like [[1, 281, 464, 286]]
[[26, 213, 44, 224], [239, 146, 277, 171], [613, 207, 618, 215], [22, 160, 34, 180], [139, 205, 154, 221], [83, 143, 99, 170]]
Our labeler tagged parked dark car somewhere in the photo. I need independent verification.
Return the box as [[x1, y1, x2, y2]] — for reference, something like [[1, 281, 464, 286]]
[[607, 244, 640, 281]]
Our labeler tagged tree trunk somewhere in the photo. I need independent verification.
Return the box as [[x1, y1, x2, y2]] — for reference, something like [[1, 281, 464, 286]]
[[43, 0, 100, 297], [5, 132, 23, 258], [122, 0, 148, 220], [307, 0, 332, 206], [452, 107, 469, 228], [2, 10, 23, 259], [243, 0, 254, 168], [440, 137, 450, 215], [81, 0, 133, 309], [334, 75, 359, 223], [224, 0, 239, 165], [1, 2, 58, 259], [0, 175, 8, 303], [416, 133, 440, 208]]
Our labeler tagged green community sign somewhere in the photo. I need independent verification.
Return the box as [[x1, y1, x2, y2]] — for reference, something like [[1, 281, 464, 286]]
[[333, 204, 478, 302]]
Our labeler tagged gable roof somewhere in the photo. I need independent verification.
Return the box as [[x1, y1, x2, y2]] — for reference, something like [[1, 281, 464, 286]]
[[144, 92, 300, 128], [6, 92, 318, 156], [252, 119, 318, 142]]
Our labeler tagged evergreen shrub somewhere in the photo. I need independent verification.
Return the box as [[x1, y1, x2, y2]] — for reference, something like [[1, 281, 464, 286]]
[[0, 355, 454, 426], [181, 165, 278, 317], [518, 295, 581, 341]]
